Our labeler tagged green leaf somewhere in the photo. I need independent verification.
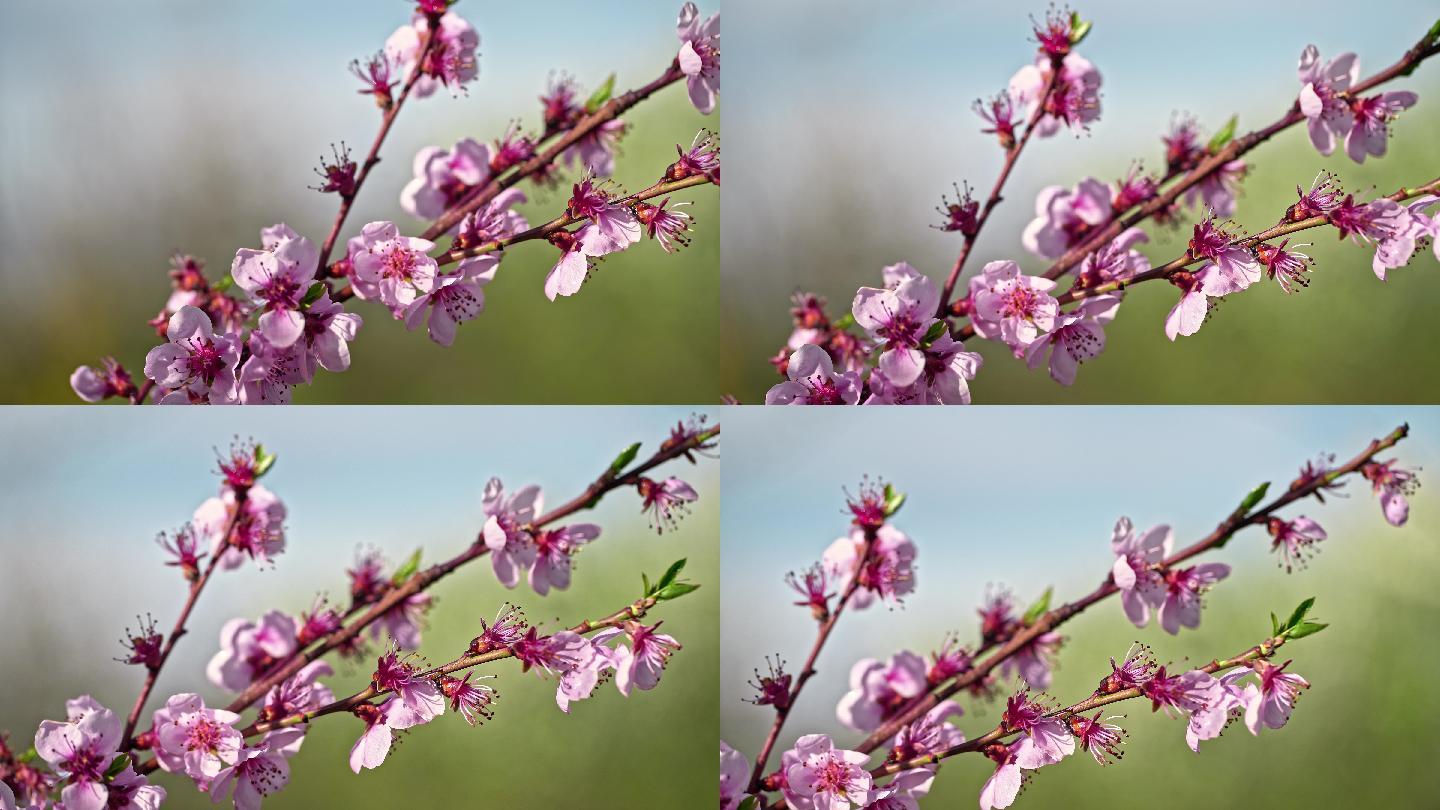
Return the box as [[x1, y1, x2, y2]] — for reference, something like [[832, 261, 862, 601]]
[[584, 73, 616, 113], [15, 746, 37, 764], [253, 444, 276, 478], [1022, 587, 1053, 625], [106, 753, 132, 779], [1282, 597, 1316, 632], [641, 572, 652, 597], [1237, 481, 1270, 515], [1207, 115, 1238, 153], [738, 798, 762, 810], [1069, 12, 1092, 46], [655, 581, 701, 601], [833, 313, 856, 331], [212, 273, 235, 293], [608, 442, 642, 478], [1270, 612, 1280, 636], [920, 320, 948, 347], [301, 282, 326, 308], [1285, 621, 1328, 640], [655, 558, 688, 592], [391, 548, 423, 585], [1428, 17, 1440, 46], [882, 483, 906, 517]]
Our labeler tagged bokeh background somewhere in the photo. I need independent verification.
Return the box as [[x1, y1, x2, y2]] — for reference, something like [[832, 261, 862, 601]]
[[0, 1, 719, 403], [0, 406, 720, 807], [722, 0, 1440, 403], [721, 406, 1440, 807]]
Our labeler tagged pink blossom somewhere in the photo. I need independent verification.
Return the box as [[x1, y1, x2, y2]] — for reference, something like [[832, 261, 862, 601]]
[[349, 221, 438, 314], [555, 631, 618, 713], [978, 736, 1052, 810], [638, 476, 699, 534], [822, 525, 916, 610], [193, 484, 287, 570], [1097, 644, 1157, 694], [100, 766, 166, 810], [1142, 666, 1217, 718], [261, 661, 334, 722], [542, 224, 621, 300], [974, 91, 1019, 147], [1297, 45, 1359, 156], [295, 291, 362, 375], [766, 344, 863, 405], [1074, 227, 1149, 288], [385, 12, 479, 98], [635, 198, 694, 252], [370, 591, 432, 650], [404, 255, 496, 346], [455, 188, 530, 249], [231, 224, 319, 348], [892, 702, 965, 762], [1243, 659, 1310, 734], [1185, 670, 1252, 751], [1345, 91, 1418, 163], [1023, 294, 1118, 386], [1361, 458, 1419, 526], [400, 139, 491, 221], [720, 741, 750, 810], [564, 119, 627, 177], [528, 523, 601, 595], [669, 129, 722, 184], [676, 3, 720, 114], [610, 620, 682, 696], [1108, 516, 1171, 628], [511, 628, 592, 678], [238, 334, 307, 405], [1372, 196, 1438, 280], [158, 524, 206, 580], [441, 673, 497, 725], [1022, 179, 1112, 259], [482, 477, 542, 588], [1069, 712, 1126, 765], [33, 696, 122, 810], [470, 604, 530, 653], [1329, 194, 1407, 247], [917, 333, 983, 405], [206, 611, 299, 693], [1182, 159, 1246, 218], [852, 273, 942, 387], [155, 693, 243, 781], [781, 734, 874, 810], [350, 52, 396, 108], [1188, 218, 1261, 291], [1287, 172, 1345, 221], [208, 729, 302, 810], [836, 651, 927, 732], [1157, 563, 1230, 634], [347, 697, 431, 774], [1267, 516, 1327, 572], [567, 177, 642, 254], [1163, 265, 1236, 341], [372, 649, 446, 725], [144, 306, 241, 404], [1000, 690, 1074, 764], [936, 182, 980, 236], [70, 358, 136, 402], [1256, 240, 1314, 293], [867, 769, 934, 810], [973, 260, 1060, 352], [1009, 53, 1103, 136], [999, 630, 1062, 690]]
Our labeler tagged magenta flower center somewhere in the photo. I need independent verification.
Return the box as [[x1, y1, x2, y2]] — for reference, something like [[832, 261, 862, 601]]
[[183, 718, 225, 752], [381, 246, 419, 282], [183, 338, 224, 385], [260, 274, 303, 309], [813, 757, 855, 794], [63, 743, 107, 782]]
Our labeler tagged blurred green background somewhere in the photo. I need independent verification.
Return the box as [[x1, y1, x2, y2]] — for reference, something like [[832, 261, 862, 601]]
[[721, 406, 1440, 807], [0, 407, 720, 807], [722, 0, 1440, 403], [0, 1, 719, 404]]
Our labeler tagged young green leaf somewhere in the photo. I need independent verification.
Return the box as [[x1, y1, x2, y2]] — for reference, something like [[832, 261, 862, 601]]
[[301, 282, 326, 308], [253, 445, 277, 477], [641, 572, 652, 598], [1282, 597, 1316, 632], [1069, 13, 1092, 45], [16, 746, 37, 764], [1207, 115, 1238, 153], [212, 273, 235, 293], [833, 313, 856, 330], [106, 753, 132, 779], [882, 483, 906, 517], [1022, 587, 1053, 625], [391, 548, 423, 585], [1237, 481, 1270, 515], [1284, 621, 1328, 640], [921, 320, 948, 346], [584, 73, 616, 112], [656, 581, 701, 601], [656, 559, 688, 591], [738, 798, 761, 810], [1270, 612, 1280, 636], [608, 442, 642, 478]]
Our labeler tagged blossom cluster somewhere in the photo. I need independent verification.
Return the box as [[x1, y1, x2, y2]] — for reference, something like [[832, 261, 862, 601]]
[[722, 431, 1416, 809], [2, 421, 715, 809], [72, 2, 719, 405], [763, 10, 1435, 405]]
